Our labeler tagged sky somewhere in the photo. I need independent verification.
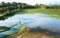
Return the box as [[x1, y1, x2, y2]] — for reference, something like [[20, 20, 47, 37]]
[[0, 0, 60, 5]]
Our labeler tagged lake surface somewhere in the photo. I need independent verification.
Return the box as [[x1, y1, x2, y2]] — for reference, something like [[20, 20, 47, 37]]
[[0, 13, 60, 33]]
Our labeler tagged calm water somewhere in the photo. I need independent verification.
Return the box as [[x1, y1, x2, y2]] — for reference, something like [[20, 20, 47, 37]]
[[0, 13, 60, 33]]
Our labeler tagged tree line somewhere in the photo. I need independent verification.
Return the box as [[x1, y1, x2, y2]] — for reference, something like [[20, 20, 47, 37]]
[[35, 4, 60, 9], [0, 2, 35, 14], [0, 2, 60, 15]]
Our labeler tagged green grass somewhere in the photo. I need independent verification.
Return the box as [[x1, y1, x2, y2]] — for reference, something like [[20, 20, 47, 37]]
[[0, 30, 4, 32], [24, 9, 60, 15]]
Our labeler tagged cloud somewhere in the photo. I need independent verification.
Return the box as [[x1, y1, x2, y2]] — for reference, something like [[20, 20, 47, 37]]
[[0, 0, 60, 5]]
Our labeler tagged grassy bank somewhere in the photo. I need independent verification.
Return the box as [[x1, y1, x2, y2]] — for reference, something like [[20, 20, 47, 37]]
[[24, 9, 60, 15]]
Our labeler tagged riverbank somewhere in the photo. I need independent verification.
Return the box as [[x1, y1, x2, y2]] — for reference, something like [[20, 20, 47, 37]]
[[0, 9, 24, 20], [23, 9, 60, 19], [6, 25, 60, 38], [24, 9, 60, 15], [7, 30, 60, 38], [0, 8, 60, 20]]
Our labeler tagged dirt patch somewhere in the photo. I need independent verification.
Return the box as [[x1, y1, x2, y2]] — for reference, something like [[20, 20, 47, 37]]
[[7, 32, 60, 38]]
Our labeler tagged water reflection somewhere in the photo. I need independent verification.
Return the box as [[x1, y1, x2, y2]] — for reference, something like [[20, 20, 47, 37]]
[[0, 13, 60, 33]]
